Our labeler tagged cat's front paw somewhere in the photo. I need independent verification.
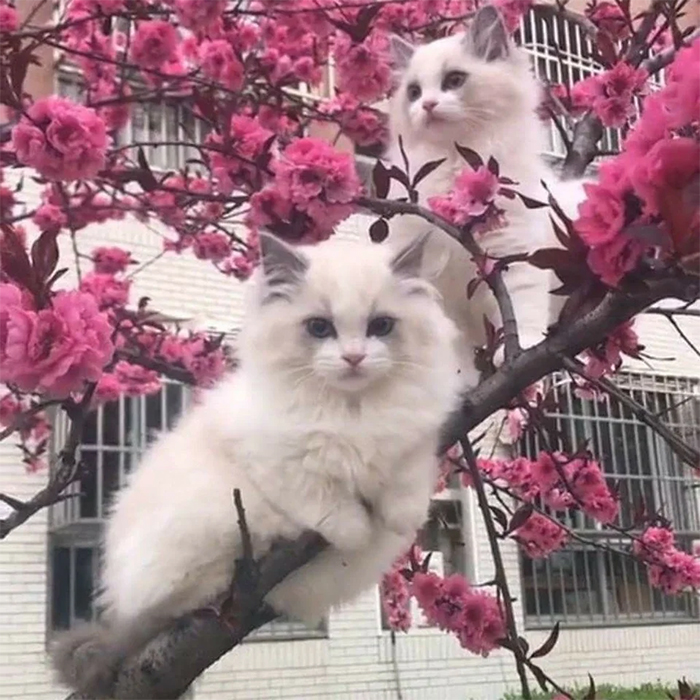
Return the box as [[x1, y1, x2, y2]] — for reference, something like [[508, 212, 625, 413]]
[[317, 506, 372, 552], [379, 499, 427, 540]]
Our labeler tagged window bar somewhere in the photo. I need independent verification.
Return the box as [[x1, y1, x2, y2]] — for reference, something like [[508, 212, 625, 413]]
[[96, 404, 104, 520], [118, 395, 126, 489], [570, 546, 582, 619], [69, 546, 76, 628], [532, 558, 543, 623], [544, 555, 557, 625], [607, 546, 620, 622], [581, 545, 596, 621]]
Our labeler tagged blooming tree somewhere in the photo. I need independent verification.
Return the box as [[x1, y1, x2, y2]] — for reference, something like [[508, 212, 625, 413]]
[[0, 0, 698, 698]]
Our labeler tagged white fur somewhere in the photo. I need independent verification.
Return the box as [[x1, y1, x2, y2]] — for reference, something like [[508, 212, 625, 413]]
[[385, 12, 587, 386], [98, 235, 461, 630]]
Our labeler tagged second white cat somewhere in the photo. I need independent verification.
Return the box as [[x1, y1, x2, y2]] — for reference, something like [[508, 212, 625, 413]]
[[386, 5, 587, 387]]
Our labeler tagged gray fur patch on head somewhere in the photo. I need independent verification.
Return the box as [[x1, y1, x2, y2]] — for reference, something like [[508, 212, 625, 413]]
[[258, 233, 309, 304], [463, 5, 510, 62]]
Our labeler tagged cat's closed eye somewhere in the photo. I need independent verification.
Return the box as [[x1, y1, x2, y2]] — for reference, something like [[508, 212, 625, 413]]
[[366, 316, 395, 337], [305, 317, 336, 339], [406, 82, 421, 102], [441, 70, 468, 91]]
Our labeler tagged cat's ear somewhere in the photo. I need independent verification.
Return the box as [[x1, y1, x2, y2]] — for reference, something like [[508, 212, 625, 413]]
[[389, 34, 415, 73], [463, 5, 510, 62], [390, 232, 430, 279], [258, 233, 308, 300]]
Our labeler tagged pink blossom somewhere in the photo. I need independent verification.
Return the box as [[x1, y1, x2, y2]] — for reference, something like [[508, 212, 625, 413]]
[[130, 20, 179, 72], [333, 31, 392, 103], [662, 39, 700, 130], [633, 527, 700, 594], [80, 272, 131, 309], [208, 115, 274, 193], [181, 336, 227, 387], [33, 203, 67, 234], [513, 512, 569, 558], [0, 285, 114, 397], [173, 0, 226, 31], [93, 371, 124, 404], [0, 3, 18, 33], [199, 40, 244, 90], [92, 247, 134, 275], [192, 232, 232, 263], [321, 94, 387, 148], [586, 2, 630, 41], [112, 360, 162, 397], [12, 97, 109, 181], [428, 165, 500, 227], [380, 570, 412, 632]]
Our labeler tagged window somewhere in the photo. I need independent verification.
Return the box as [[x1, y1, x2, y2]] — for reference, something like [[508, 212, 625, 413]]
[[56, 69, 207, 171], [48, 381, 324, 640], [521, 373, 700, 629], [379, 494, 466, 630], [518, 9, 622, 158]]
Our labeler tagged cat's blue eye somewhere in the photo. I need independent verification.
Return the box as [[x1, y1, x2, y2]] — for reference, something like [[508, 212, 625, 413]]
[[442, 70, 468, 90], [407, 82, 421, 102], [305, 317, 336, 339], [367, 316, 395, 337]]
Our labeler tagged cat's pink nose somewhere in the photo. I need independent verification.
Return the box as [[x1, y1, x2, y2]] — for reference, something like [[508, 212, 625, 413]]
[[342, 352, 366, 367], [422, 99, 438, 112]]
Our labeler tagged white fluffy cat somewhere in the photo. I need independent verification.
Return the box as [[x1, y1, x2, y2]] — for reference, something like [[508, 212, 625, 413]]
[[52, 232, 461, 695], [386, 5, 587, 387]]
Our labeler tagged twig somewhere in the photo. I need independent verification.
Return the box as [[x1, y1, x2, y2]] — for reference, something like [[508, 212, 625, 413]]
[[462, 440, 531, 699], [0, 387, 96, 540], [561, 356, 700, 470], [642, 27, 700, 73], [0, 399, 62, 443], [644, 308, 700, 358], [356, 196, 521, 361]]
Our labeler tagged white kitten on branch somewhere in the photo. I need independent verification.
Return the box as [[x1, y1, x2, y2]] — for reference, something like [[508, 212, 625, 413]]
[[52, 232, 461, 696], [385, 5, 587, 387]]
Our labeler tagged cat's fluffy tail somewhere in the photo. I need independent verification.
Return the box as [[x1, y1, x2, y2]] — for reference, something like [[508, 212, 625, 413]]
[[51, 619, 158, 696]]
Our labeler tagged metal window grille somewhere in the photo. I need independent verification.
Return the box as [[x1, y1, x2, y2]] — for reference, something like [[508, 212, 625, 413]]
[[56, 69, 207, 171], [521, 373, 700, 629], [48, 382, 324, 639], [518, 9, 621, 159]]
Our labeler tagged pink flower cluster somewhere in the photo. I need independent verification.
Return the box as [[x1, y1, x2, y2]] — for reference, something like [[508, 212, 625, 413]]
[[380, 570, 412, 632], [512, 512, 569, 558], [251, 137, 361, 241], [11, 97, 109, 181], [378, 0, 475, 33], [92, 247, 135, 275], [412, 572, 505, 655], [633, 527, 700, 594], [428, 165, 504, 231], [0, 284, 114, 398], [0, 1, 18, 33], [586, 1, 631, 41], [94, 361, 161, 404], [130, 20, 179, 72], [333, 31, 393, 103], [207, 115, 274, 194], [574, 62, 648, 128], [198, 39, 245, 91], [80, 273, 131, 310], [574, 40, 699, 286], [583, 320, 641, 379], [321, 95, 387, 149], [479, 451, 619, 527]]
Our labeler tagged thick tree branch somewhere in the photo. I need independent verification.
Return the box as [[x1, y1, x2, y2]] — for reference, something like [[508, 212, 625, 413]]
[[642, 27, 700, 73], [441, 274, 698, 449]]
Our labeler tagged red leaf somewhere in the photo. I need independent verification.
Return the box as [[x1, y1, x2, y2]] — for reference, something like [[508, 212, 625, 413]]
[[31, 229, 59, 283], [0, 224, 35, 291]]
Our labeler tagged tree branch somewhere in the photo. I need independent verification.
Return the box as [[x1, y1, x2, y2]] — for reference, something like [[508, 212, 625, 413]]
[[356, 196, 521, 360], [0, 389, 95, 540], [642, 27, 700, 74], [462, 440, 531, 699]]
